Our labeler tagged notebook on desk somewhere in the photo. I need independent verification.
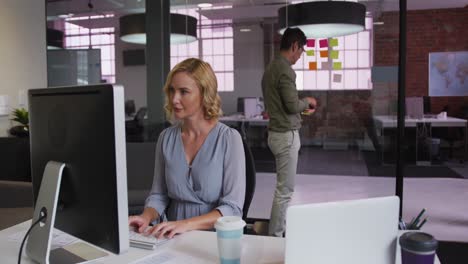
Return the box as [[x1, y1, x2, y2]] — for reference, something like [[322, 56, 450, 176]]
[[285, 196, 400, 264]]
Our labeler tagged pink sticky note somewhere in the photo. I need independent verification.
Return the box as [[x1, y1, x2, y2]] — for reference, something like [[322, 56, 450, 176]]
[[333, 73, 342, 83], [319, 39, 328, 48], [306, 39, 315, 48]]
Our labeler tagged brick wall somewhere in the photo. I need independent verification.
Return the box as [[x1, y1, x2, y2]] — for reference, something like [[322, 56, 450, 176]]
[[374, 7, 468, 116]]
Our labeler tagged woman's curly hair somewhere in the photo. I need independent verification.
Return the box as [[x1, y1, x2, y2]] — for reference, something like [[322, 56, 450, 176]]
[[163, 58, 222, 120]]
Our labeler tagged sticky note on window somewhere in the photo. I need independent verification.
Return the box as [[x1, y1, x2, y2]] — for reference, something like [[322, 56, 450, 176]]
[[306, 39, 315, 48], [329, 38, 338, 47], [309, 62, 317, 70], [319, 39, 328, 48], [306, 50, 315, 56], [321, 62, 331, 70], [333, 73, 342, 83], [330, 50, 339, 59], [332, 62, 342, 70], [320, 51, 328, 58]]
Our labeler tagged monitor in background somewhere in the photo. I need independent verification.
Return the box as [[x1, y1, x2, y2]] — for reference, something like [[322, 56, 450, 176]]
[[125, 99, 136, 117], [237, 97, 264, 118], [285, 196, 399, 264], [405, 97, 424, 119], [26, 84, 129, 263]]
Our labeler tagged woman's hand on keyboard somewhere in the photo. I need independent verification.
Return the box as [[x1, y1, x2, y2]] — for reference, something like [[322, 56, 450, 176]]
[[147, 220, 191, 239], [129, 215, 151, 234]]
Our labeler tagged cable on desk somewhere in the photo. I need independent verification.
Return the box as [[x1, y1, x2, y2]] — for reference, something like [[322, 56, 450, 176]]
[[18, 213, 47, 264]]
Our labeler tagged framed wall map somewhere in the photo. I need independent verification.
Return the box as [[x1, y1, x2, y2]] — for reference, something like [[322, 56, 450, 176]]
[[429, 51, 468, 96]]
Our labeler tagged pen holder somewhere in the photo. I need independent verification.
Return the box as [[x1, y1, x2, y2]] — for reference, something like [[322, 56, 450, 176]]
[[405, 222, 421, 230]]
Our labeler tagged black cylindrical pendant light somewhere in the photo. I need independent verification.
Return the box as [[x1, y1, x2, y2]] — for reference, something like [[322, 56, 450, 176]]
[[119, 13, 197, 45], [119, 13, 146, 44], [278, 1, 366, 38], [170, 13, 197, 44], [47, 28, 64, 49]]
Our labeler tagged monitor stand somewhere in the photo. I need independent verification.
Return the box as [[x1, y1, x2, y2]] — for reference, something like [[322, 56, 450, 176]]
[[25, 161, 86, 264]]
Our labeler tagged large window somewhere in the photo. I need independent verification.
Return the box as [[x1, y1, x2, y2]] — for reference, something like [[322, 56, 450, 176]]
[[293, 17, 373, 90], [171, 6, 234, 92], [63, 14, 116, 84]]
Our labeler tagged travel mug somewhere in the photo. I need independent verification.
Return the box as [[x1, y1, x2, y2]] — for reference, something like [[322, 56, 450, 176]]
[[399, 232, 438, 264]]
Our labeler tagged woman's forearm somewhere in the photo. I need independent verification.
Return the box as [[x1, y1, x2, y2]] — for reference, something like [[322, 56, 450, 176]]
[[185, 210, 222, 231], [141, 207, 159, 223]]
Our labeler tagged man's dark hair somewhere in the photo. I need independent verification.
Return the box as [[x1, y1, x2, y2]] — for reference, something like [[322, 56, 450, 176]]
[[280, 27, 307, 51]]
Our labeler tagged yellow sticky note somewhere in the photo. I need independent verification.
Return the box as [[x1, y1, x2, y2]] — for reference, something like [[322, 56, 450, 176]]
[[320, 50, 328, 58], [306, 50, 315, 56], [332, 62, 342, 70], [330, 50, 339, 59], [309, 62, 317, 70], [329, 38, 338, 47]]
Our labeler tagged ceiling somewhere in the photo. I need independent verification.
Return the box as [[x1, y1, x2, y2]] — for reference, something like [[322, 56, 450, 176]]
[[47, 0, 468, 24]]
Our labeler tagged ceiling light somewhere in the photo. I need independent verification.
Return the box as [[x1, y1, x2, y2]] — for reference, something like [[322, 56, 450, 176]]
[[197, 3, 213, 8], [278, 1, 366, 38], [240, 28, 251, 32], [119, 13, 197, 45], [57, 13, 74, 19]]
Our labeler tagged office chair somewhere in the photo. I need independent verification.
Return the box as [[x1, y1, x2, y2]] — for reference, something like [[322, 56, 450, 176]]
[[241, 138, 260, 236], [125, 100, 136, 117], [242, 138, 256, 221], [126, 107, 147, 142], [126, 141, 156, 215]]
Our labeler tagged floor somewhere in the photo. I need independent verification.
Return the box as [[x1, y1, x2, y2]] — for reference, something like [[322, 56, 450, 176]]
[[250, 146, 468, 263]]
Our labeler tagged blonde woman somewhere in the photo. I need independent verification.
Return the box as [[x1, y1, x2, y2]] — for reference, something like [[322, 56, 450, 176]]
[[129, 58, 246, 239]]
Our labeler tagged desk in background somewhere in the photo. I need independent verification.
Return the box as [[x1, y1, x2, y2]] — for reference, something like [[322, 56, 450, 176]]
[[220, 115, 269, 143], [1, 220, 440, 264], [374, 115, 467, 164]]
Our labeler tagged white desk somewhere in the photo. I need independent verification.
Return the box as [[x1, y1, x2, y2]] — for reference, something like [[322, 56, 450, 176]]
[[374, 115, 467, 164], [374, 115, 467, 128], [220, 115, 269, 143], [1, 221, 440, 264], [219, 115, 269, 126]]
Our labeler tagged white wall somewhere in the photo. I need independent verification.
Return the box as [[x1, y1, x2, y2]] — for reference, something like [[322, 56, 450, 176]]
[[115, 37, 147, 111], [0, 0, 47, 137], [219, 24, 265, 114]]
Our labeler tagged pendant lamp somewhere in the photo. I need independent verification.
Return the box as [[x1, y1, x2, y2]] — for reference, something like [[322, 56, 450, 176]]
[[47, 28, 64, 49], [278, 1, 366, 39], [119, 13, 197, 45]]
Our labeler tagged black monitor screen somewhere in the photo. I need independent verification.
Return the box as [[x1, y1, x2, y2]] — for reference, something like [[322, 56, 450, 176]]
[[28, 84, 128, 254]]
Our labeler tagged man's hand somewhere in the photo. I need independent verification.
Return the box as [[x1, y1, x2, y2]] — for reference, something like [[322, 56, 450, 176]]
[[305, 97, 317, 109]]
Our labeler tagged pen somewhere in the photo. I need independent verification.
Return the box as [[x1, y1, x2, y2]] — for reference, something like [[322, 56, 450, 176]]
[[410, 208, 426, 229], [417, 218, 428, 230]]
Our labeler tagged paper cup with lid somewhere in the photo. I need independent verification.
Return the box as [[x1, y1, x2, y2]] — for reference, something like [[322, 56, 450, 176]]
[[214, 216, 246, 264]]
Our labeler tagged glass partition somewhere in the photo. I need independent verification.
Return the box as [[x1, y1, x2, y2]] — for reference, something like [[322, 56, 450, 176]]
[[46, 1, 468, 259]]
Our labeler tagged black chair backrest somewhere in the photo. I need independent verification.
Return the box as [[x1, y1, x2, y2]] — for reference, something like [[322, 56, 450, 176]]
[[134, 107, 148, 127], [242, 139, 256, 220], [125, 100, 136, 116]]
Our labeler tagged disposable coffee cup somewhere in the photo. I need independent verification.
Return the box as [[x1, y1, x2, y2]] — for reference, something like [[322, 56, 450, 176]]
[[214, 216, 246, 264], [399, 232, 438, 264]]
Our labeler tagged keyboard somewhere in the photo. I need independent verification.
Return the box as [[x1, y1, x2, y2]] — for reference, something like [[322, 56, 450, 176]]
[[129, 227, 169, 250]]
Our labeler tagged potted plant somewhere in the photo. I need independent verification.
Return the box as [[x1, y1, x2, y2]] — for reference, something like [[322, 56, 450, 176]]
[[9, 108, 29, 137]]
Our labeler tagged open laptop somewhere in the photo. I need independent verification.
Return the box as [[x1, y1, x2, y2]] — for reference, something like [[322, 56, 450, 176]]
[[285, 196, 399, 264]]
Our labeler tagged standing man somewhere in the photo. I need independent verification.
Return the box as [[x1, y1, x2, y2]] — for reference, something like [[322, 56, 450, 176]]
[[262, 27, 317, 237]]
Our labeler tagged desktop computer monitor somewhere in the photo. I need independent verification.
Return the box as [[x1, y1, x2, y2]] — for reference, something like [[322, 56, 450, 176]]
[[26, 84, 129, 262]]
